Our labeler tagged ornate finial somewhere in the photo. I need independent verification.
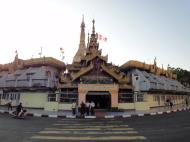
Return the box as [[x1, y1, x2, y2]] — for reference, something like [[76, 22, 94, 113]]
[[92, 19, 95, 34], [154, 57, 157, 66], [15, 50, 18, 59], [88, 32, 89, 42], [81, 15, 85, 28]]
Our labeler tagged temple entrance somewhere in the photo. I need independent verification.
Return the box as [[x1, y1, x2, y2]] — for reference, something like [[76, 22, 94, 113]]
[[86, 91, 111, 109]]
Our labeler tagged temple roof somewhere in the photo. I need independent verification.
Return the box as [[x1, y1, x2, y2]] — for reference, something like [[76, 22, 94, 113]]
[[0, 56, 66, 72], [120, 60, 177, 79]]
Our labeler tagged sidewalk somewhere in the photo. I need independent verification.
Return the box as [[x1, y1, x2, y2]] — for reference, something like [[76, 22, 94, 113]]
[[0, 104, 189, 119]]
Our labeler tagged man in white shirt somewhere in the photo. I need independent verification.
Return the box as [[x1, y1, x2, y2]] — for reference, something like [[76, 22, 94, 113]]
[[90, 101, 95, 116]]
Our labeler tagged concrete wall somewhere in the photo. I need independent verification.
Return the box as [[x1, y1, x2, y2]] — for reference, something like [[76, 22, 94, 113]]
[[20, 92, 47, 108]]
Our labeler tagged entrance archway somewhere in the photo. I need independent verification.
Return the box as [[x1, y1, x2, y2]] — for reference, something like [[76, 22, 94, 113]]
[[86, 91, 111, 109], [78, 84, 119, 109]]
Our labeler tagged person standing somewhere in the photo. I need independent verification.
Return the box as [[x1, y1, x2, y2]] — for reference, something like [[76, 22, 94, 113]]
[[75, 101, 79, 116], [7, 100, 13, 111], [71, 102, 76, 115], [169, 100, 173, 109], [85, 101, 90, 116], [185, 97, 189, 107], [90, 101, 95, 116], [80, 101, 85, 118]]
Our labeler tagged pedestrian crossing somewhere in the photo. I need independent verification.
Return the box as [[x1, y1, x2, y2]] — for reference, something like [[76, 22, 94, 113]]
[[31, 119, 146, 141]]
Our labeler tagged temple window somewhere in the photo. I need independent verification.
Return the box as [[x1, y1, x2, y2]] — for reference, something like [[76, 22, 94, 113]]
[[48, 93, 56, 102], [26, 73, 35, 81], [137, 93, 144, 102], [118, 92, 133, 103], [59, 89, 78, 103], [46, 71, 51, 77]]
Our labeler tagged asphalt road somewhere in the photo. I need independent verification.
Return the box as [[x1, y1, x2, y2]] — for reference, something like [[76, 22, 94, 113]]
[[0, 110, 190, 142]]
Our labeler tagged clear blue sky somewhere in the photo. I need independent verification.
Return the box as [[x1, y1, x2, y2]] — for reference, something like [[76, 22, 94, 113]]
[[0, 0, 189, 70]]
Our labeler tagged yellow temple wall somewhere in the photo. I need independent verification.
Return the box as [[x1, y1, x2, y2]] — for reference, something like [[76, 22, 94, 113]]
[[58, 103, 72, 110], [44, 102, 58, 111], [118, 102, 150, 110], [20, 92, 47, 108], [146, 95, 160, 107], [118, 103, 135, 110], [146, 93, 185, 108]]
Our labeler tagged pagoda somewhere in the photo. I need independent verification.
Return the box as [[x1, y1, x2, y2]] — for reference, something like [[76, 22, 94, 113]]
[[60, 18, 132, 109]]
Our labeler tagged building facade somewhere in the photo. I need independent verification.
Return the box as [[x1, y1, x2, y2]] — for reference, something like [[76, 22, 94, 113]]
[[0, 55, 65, 110], [0, 18, 189, 111]]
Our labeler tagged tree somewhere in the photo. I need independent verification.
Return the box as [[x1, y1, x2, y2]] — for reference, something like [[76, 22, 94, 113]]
[[171, 67, 190, 87]]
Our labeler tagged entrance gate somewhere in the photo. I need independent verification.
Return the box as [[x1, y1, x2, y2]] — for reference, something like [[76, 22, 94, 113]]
[[78, 84, 119, 109], [86, 91, 111, 109]]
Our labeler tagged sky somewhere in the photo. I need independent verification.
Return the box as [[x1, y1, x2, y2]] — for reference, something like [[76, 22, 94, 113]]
[[0, 0, 189, 70]]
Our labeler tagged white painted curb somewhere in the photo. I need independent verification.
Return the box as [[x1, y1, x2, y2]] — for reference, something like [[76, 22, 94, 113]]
[[34, 113, 42, 117], [49, 115, 58, 118], [166, 111, 171, 113], [85, 116, 96, 119], [138, 114, 144, 117], [157, 112, 163, 114], [105, 115, 114, 118], [122, 114, 131, 118], [150, 112, 156, 115], [66, 115, 76, 118]]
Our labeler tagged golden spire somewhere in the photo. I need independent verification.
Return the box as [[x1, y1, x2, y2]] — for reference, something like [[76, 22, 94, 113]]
[[73, 16, 86, 63], [92, 19, 95, 34], [80, 15, 85, 43], [87, 32, 90, 47]]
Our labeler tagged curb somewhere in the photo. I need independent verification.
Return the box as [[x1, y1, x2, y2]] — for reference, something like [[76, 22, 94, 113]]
[[0, 107, 189, 119]]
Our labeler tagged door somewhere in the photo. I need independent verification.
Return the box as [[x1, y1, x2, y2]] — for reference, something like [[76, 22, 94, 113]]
[[86, 91, 111, 109]]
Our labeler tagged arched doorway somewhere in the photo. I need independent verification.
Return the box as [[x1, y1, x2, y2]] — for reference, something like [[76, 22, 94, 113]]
[[86, 91, 111, 109]]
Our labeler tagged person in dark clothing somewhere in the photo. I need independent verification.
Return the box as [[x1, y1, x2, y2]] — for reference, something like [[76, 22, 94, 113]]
[[7, 100, 13, 111], [16, 103, 23, 116], [185, 97, 189, 107], [80, 101, 85, 118], [169, 101, 173, 109]]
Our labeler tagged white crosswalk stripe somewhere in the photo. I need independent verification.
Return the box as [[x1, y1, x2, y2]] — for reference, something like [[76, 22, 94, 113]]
[[31, 119, 146, 141]]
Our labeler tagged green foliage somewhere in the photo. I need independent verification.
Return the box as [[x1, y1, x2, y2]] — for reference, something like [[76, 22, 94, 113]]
[[170, 67, 190, 87]]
